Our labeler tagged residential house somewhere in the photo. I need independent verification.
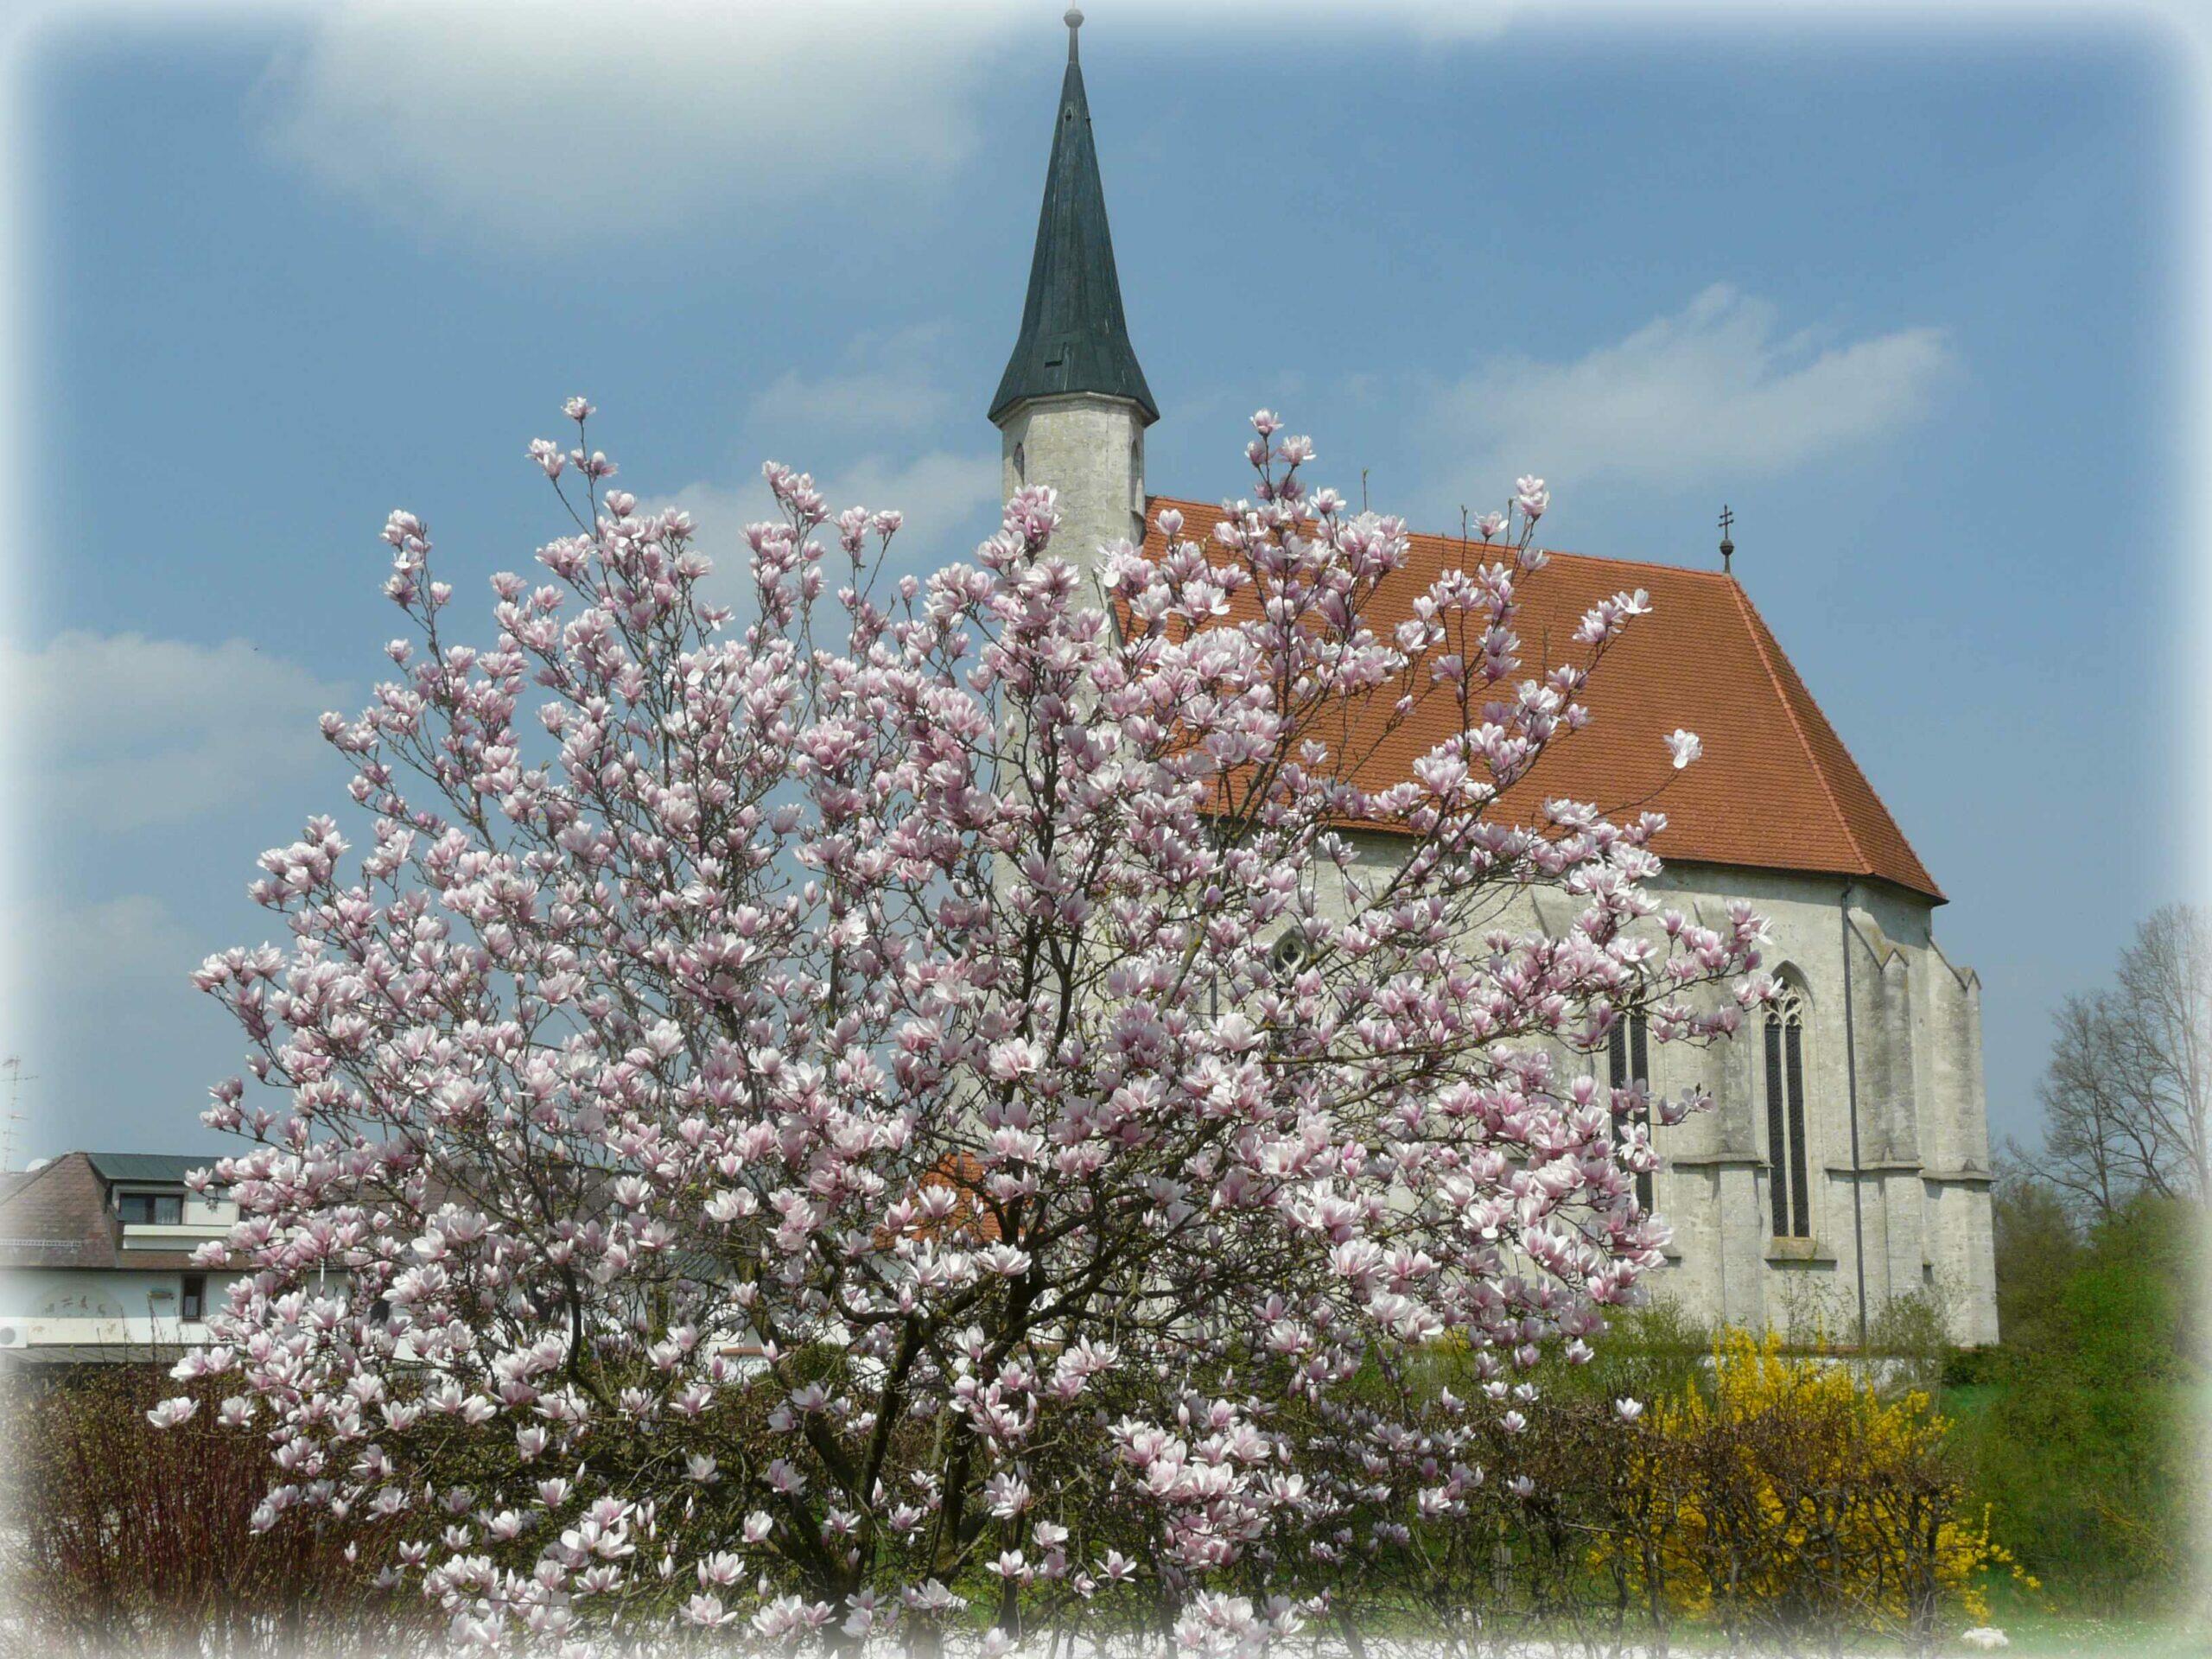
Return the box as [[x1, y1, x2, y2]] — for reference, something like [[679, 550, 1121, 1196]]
[[0, 1151, 243, 1364]]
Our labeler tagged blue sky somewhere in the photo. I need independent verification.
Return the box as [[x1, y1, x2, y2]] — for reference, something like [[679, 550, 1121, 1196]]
[[3, 2, 2201, 1165]]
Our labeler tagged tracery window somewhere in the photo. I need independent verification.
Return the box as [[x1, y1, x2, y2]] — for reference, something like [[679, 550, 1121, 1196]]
[[1764, 984, 1812, 1238], [1608, 1011, 1653, 1212]]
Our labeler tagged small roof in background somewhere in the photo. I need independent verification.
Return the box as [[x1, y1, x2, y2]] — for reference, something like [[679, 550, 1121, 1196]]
[[0, 1153, 220, 1269], [86, 1152, 218, 1185]]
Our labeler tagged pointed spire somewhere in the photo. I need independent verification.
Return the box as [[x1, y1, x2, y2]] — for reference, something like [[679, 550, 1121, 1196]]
[[988, 10, 1157, 426]]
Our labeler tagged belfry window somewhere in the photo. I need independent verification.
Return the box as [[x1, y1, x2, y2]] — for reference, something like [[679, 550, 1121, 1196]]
[[1764, 986, 1812, 1238], [1608, 1011, 1653, 1212]]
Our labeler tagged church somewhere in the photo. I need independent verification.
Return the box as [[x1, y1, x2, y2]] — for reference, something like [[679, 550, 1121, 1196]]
[[989, 11, 1999, 1347]]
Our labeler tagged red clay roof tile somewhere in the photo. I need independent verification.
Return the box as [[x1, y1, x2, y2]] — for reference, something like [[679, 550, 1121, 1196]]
[[1141, 497, 1942, 903]]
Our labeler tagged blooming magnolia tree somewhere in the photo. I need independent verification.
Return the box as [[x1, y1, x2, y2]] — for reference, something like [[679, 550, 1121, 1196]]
[[174, 402, 1767, 1654]]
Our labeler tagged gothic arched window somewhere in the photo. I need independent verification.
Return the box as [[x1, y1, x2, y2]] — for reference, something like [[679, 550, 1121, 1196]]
[[1608, 1010, 1653, 1212], [1764, 984, 1811, 1238]]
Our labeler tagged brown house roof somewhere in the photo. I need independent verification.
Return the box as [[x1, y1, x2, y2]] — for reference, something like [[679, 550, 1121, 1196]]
[[0, 1151, 208, 1271], [1141, 497, 1942, 903]]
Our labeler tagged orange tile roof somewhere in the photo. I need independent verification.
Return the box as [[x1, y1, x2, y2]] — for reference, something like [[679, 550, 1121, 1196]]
[[918, 1154, 1003, 1243], [1141, 497, 1942, 904]]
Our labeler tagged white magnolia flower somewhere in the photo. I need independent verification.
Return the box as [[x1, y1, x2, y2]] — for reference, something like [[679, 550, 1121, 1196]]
[[145, 1396, 197, 1429]]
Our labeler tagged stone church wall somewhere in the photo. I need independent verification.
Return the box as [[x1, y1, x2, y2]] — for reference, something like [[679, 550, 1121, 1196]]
[[1322, 835, 2001, 1345]]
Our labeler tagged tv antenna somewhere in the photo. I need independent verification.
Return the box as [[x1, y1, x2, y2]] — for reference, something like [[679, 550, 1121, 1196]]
[[0, 1057, 34, 1173]]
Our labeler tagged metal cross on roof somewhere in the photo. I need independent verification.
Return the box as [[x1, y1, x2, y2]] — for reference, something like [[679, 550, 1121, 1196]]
[[1719, 504, 1736, 575]]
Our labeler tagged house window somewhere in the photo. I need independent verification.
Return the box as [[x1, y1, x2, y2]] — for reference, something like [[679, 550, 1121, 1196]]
[[118, 1192, 183, 1225], [181, 1274, 206, 1320], [1013, 442, 1026, 484], [1608, 1011, 1654, 1211], [1764, 986, 1812, 1239]]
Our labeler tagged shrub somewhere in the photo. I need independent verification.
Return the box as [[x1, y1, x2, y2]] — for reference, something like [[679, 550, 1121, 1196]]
[[1989, 1170, 2082, 1355], [1866, 1283, 1961, 1395], [0, 1364, 430, 1657], [1605, 1330, 2032, 1657], [1964, 1193, 2207, 1616], [1545, 1296, 1713, 1408], [1940, 1344, 2004, 1391], [1367, 1320, 2027, 1658]]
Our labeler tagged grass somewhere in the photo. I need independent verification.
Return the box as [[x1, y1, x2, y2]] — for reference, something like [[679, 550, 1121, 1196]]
[[1967, 1592, 2211, 1659], [1634, 1599, 2209, 1657], [1936, 1382, 2005, 1426]]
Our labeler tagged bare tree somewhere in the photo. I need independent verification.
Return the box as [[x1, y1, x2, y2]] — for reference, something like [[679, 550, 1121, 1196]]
[[2036, 905, 2211, 1218]]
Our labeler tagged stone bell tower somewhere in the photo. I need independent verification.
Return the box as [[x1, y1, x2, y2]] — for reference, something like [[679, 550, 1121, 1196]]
[[988, 8, 1157, 586]]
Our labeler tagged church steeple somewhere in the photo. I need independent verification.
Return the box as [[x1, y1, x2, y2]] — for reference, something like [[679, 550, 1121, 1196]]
[[988, 7, 1157, 426]]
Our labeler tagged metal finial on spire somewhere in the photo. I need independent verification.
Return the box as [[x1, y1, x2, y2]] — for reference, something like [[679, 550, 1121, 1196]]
[[1719, 504, 1735, 575], [1065, 6, 1083, 60]]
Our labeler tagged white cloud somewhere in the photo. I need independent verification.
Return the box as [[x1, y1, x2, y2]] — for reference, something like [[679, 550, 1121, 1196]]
[[5, 632, 350, 833], [832, 450, 1005, 543], [253, 1, 1034, 244], [751, 323, 960, 436], [660, 448, 1002, 576], [660, 309, 1002, 601], [0, 889, 234, 1154], [4, 893, 191, 984], [0, 891, 193, 1052], [1429, 284, 1955, 494], [251, 1, 1525, 246]]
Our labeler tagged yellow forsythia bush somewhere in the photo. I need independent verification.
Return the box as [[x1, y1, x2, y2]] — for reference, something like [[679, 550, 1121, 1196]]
[[1602, 1329, 2034, 1651]]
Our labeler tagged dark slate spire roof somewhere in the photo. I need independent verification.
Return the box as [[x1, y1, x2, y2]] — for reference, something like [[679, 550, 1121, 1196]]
[[988, 11, 1157, 426]]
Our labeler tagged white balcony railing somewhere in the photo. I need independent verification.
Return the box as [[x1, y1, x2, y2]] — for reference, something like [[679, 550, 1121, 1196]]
[[118, 1223, 231, 1249]]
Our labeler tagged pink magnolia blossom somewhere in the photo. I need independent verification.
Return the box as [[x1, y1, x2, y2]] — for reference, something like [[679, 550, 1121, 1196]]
[[176, 400, 1758, 1650]]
